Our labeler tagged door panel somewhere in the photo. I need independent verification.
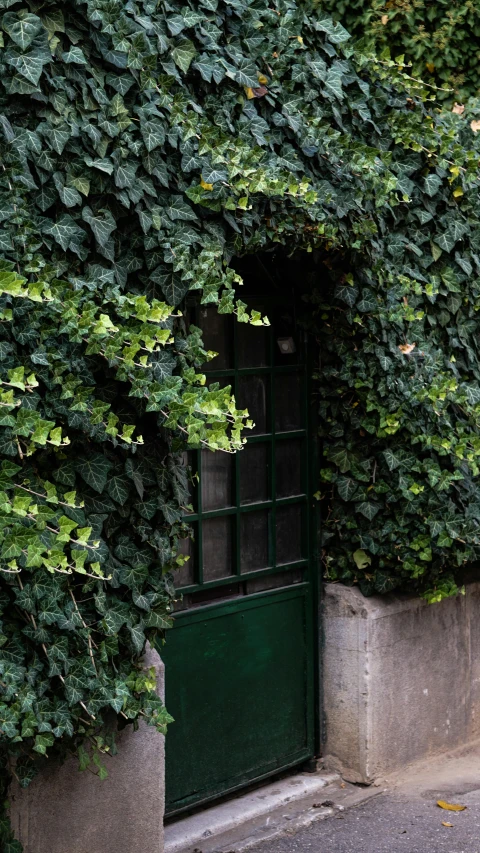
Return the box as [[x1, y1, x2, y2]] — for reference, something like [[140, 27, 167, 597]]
[[163, 291, 317, 816], [163, 586, 313, 815]]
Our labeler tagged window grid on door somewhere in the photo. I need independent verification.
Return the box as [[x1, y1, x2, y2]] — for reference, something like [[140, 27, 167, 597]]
[[177, 304, 309, 593]]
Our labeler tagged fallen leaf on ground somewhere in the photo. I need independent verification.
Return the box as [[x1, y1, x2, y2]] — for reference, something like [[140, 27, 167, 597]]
[[442, 821, 454, 827], [398, 342, 416, 354], [437, 800, 467, 811]]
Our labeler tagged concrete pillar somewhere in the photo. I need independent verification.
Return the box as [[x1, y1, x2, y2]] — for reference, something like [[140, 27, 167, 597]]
[[9, 644, 165, 853], [322, 582, 479, 783]]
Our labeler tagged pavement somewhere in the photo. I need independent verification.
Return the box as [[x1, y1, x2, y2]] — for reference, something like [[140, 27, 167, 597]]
[[247, 743, 480, 853]]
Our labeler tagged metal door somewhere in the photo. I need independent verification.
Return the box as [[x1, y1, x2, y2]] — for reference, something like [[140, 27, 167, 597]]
[[162, 290, 318, 817]]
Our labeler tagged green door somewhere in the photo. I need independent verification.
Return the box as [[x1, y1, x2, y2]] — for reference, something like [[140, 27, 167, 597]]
[[162, 290, 318, 816]]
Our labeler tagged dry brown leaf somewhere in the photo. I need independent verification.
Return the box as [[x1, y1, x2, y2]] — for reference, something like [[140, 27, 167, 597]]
[[471, 120, 480, 134], [437, 800, 467, 812], [381, 14, 388, 24], [442, 821, 454, 827], [398, 342, 416, 354], [452, 103, 465, 115]]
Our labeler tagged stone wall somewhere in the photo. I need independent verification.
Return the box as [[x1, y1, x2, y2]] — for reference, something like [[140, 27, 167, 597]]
[[9, 644, 165, 853], [322, 582, 480, 783]]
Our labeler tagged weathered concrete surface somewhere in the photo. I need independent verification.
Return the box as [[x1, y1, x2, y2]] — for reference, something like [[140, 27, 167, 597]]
[[9, 644, 165, 853], [245, 739, 480, 853], [322, 582, 480, 784]]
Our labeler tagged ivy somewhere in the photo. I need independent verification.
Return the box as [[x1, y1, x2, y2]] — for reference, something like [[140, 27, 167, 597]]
[[323, 0, 480, 102], [0, 0, 480, 847]]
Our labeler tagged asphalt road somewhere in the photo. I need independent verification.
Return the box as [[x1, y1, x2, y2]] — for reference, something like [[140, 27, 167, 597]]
[[248, 787, 480, 853]]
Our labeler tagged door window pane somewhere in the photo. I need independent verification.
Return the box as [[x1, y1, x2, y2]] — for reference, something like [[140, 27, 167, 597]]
[[275, 373, 302, 432], [202, 516, 234, 580], [201, 449, 234, 511], [237, 321, 269, 368], [238, 375, 268, 435], [275, 504, 303, 565], [199, 306, 231, 370], [246, 568, 303, 594], [181, 451, 197, 514], [276, 439, 303, 498], [240, 511, 270, 572], [175, 533, 195, 587], [240, 443, 269, 505]]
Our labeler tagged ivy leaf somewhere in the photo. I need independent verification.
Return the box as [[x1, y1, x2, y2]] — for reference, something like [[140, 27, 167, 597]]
[[33, 732, 54, 755], [2, 11, 42, 49], [62, 47, 87, 64], [171, 40, 196, 73], [337, 477, 358, 501], [76, 455, 113, 493], [424, 174, 443, 197], [106, 474, 131, 505], [145, 609, 173, 630], [82, 207, 117, 247], [329, 448, 353, 473], [356, 501, 381, 521], [353, 549, 371, 569], [315, 16, 351, 43], [383, 449, 403, 471], [129, 622, 146, 652], [6, 51, 46, 86], [166, 195, 197, 221], [160, 273, 189, 306]]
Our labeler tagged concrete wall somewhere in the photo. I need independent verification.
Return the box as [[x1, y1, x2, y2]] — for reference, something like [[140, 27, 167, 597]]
[[322, 582, 480, 783], [9, 644, 165, 853]]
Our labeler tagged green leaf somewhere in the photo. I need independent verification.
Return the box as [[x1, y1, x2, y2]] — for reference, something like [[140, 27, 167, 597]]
[[353, 549, 371, 570], [329, 448, 353, 474], [82, 207, 116, 247], [315, 16, 351, 43], [33, 732, 55, 755], [424, 174, 442, 197], [2, 11, 42, 49], [356, 501, 381, 521], [106, 474, 131, 505], [171, 40, 196, 72], [337, 476, 358, 501], [76, 455, 113, 493], [62, 46, 87, 64]]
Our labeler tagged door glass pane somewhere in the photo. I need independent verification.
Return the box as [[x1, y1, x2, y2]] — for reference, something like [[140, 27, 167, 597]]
[[240, 511, 270, 572], [199, 306, 231, 369], [238, 375, 268, 435], [181, 451, 197, 514], [276, 504, 302, 564], [275, 373, 302, 432], [246, 568, 303, 594], [201, 449, 234, 511], [237, 321, 269, 368], [202, 516, 234, 580], [175, 534, 195, 587], [276, 439, 303, 498], [240, 443, 269, 505]]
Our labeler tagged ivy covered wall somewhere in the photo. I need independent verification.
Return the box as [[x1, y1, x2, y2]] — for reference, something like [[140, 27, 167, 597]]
[[322, 0, 480, 102], [1, 0, 480, 847]]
